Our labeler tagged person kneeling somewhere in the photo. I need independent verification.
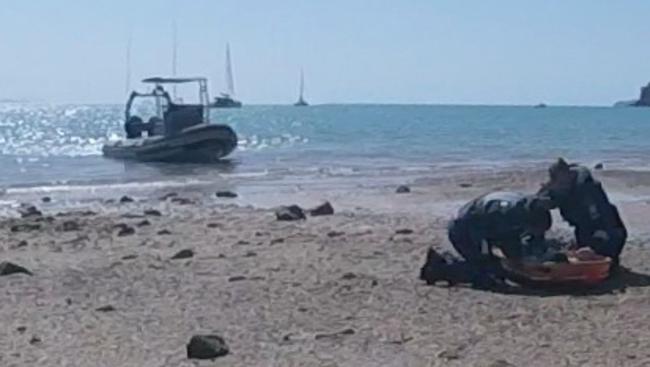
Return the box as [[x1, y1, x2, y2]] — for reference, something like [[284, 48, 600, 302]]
[[422, 192, 551, 289], [539, 158, 627, 269]]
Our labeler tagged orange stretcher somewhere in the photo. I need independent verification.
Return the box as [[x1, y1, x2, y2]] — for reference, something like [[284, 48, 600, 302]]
[[500, 248, 611, 285]]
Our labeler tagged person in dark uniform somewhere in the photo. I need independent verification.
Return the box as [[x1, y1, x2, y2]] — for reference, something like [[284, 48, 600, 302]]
[[422, 191, 552, 288], [538, 158, 627, 268]]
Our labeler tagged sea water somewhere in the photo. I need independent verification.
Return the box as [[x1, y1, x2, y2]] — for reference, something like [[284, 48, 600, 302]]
[[1, 103, 649, 190]]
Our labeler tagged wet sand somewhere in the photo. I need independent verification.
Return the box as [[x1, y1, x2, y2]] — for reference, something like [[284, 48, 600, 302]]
[[1, 168, 650, 366]]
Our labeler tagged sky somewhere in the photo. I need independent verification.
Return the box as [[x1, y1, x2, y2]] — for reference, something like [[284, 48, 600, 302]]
[[0, 0, 649, 105]]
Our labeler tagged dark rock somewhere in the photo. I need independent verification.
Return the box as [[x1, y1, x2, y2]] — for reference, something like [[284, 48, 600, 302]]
[[12, 240, 28, 249], [396, 185, 411, 194], [594, 163, 604, 170], [136, 220, 151, 227], [216, 191, 238, 198], [171, 249, 194, 260], [0, 262, 32, 276], [488, 360, 516, 367], [34, 216, 54, 223], [118, 227, 136, 237], [158, 229, 172, 235], [16, 326, 26, 333], [119, 196, 135, 204], [171, 197, 193, 205], [122, 254, 138, 260], [19, 205, 42, 218], [207, 223, 222, 228], [438, 349, 461, 361], [57, 210, 96, 217], [459, 183, 473, 188], [341, 272, 357, 280], [61, 220, 80, 232], [114, 224, 135, 237], [275, 205, 306, 221], [327, 231, 345, 238], [270, 238, 285, 245], [395, 229, 414, 235], [314, 328, 355, 340], [96, 305, 116, 312], [29, 336, 42, 345], [244, 251, 257, 257], [228, 275, 247, 282], [309, 201, 334, 216], [186, 334, 229, 360], [235, 240, 250, 246], [144, 209, 162, 217], [41, 197, 51, 203]]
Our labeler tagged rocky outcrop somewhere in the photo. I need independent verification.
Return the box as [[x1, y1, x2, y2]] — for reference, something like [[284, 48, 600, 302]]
[[634, 83, 650, 106]]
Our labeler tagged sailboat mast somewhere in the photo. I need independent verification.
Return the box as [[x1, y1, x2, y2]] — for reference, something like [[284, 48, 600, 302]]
[[125, 28, 132, 95], [299, 69, 305, 100], [225, 43, 235, 96], [171, 20, 178, 99]]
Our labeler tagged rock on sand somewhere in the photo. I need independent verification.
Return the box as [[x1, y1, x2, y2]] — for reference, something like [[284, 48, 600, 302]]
[[186, 334, 229, 360]]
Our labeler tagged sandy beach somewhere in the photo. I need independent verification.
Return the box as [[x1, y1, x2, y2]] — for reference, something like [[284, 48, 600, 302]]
[[1, 167, 650, 366]]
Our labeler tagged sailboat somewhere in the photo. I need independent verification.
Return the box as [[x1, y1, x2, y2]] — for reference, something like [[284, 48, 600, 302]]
[[294, 69, 309, 106], [212, 44, 242, 108]]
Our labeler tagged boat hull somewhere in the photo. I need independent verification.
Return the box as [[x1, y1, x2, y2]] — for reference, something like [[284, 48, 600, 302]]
[[211, 97, 242, 108], [102, 124, 237, 162]]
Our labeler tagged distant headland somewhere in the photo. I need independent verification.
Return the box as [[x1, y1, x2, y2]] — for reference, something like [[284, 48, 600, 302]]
[[615, 82, 650, 107]]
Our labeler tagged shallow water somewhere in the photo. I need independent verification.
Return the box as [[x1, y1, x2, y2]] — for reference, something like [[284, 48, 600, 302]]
[[1, 103, 650, 190]]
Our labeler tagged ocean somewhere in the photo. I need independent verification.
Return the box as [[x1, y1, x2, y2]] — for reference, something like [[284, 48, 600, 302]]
[[1, 103, 650, 191]]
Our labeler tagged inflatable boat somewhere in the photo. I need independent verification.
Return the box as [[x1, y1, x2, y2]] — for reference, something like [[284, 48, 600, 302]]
[[102, 77, 238, 162]]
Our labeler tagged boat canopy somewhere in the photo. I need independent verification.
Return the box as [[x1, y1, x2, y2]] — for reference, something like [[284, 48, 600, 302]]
[[142, 77, 207, 84]]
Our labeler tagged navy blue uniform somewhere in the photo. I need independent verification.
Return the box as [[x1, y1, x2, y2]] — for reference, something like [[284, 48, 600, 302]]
[[540, 165, 627, 263], [448, 192, 549, 274]]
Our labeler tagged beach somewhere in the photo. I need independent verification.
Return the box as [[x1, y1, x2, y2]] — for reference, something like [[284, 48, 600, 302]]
[[2, 167, 650, 366]]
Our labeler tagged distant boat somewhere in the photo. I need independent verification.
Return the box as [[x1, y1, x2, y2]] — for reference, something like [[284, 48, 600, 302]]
[[534, 103, 547, 108], [294, 69, 309, 106], [211, 44, 242, 108]]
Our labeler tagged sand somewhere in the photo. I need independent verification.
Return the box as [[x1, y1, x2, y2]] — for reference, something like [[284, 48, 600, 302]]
[[1, 168, 650, 366]]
